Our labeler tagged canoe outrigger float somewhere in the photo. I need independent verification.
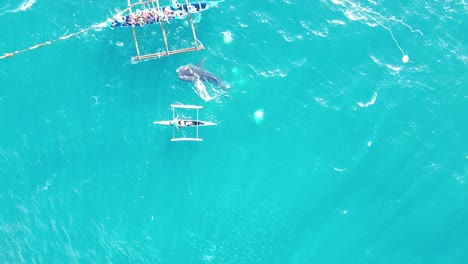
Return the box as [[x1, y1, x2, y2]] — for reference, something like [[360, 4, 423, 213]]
[[0, 0, 225, 61], [153, 104, 217, 142]]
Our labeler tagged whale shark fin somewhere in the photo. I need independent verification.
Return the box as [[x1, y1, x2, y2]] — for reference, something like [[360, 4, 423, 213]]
[[197, 58, 206, 68]]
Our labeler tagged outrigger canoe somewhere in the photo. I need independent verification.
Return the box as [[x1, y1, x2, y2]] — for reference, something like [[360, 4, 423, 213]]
[[153, 104, 217, 141]]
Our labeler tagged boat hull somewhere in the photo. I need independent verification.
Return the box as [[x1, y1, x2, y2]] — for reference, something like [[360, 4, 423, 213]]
[[153, 120, 217, 126], [107, 1, 221, 28]]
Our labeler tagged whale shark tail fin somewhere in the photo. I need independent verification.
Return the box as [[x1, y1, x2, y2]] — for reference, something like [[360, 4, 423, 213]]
[[197, 58, 206, 68]]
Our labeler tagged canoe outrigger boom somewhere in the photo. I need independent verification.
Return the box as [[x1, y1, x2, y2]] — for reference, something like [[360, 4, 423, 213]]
[[117, 0, 224, 62]]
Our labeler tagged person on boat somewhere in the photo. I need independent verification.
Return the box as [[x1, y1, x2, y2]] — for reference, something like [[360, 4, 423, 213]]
[[184, 120, 197, 126], [172, 0, 181, 8], [169, 118, 182, 129], [144, 10, 154, 23], [169, 118, 198, 129], [138, 17, 146, 26], [108, 19, 117, 28], [164, 6, 175, 20], [184, 120, 200, 126], [128, 13, 138, 25]]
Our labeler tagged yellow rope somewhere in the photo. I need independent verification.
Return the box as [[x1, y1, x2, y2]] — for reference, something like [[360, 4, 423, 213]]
[[0, 26, 99, 60]]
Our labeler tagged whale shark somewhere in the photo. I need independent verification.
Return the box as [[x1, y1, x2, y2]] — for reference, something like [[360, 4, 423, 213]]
[[176, 58, 227, 89]]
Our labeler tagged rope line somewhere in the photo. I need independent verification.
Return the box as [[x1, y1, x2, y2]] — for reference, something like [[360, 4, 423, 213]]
[[0, 24, 104, 60]]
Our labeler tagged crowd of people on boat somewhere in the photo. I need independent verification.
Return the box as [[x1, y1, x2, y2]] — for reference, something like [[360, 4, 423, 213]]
[[108, 0, 204, 28], [108, 6, 179, 27]]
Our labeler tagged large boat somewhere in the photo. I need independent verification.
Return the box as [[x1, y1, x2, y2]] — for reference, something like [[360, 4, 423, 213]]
[[0, 0, 225, 61], [106, 0, 223, 28]]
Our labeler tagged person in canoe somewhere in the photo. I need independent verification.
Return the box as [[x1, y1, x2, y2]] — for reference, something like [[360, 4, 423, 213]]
[[169, 118, 199, 129]]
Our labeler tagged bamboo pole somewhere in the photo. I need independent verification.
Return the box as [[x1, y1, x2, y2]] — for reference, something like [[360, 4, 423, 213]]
[[155, 0, 170, 55], [185, 0, 199, 49], [127, 0, 141, 59], [131, 45, 204, 62]]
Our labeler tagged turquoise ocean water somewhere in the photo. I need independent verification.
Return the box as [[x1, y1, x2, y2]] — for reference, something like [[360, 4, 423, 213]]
[[1, 0, 467, 263]]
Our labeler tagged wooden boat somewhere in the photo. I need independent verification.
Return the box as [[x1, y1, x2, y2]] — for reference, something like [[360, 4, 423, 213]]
[[0, 0, 226, 61]]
